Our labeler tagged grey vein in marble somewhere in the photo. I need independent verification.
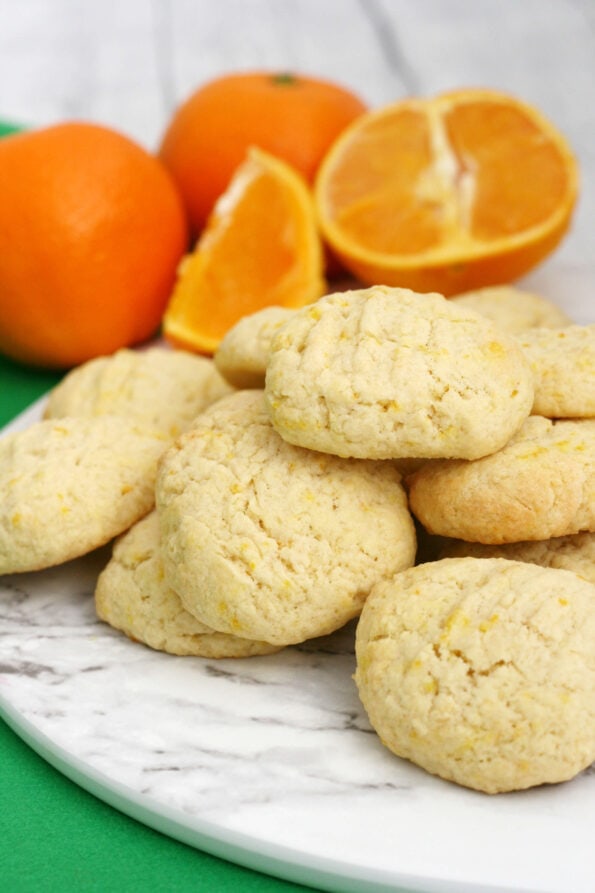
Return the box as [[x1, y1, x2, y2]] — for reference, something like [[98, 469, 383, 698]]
[[1, 542, 595, 893]]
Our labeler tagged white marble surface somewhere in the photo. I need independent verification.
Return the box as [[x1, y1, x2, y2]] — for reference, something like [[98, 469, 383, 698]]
[[1, 4, 595, 891], [1, 401, 595, 893]]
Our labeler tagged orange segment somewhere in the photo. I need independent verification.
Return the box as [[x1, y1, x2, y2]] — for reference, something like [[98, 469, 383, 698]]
[[158, 71, 367, 236], [163, 147, 325, 354], [314, 88, 579, 295]]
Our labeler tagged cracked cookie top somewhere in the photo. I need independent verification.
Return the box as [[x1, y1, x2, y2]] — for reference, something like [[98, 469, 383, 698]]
[[450, 285, 572, 333], [214, 305, 296, 389], [0, 416, 166, 574], [44, 347, 233, 440], [264, 286, 534, 460], [516, 324, 595, 418], [355, 556, 595, 793], [407, 416, 595, 543], [95, 511, 280, 658], [156, 389, 416, 646]]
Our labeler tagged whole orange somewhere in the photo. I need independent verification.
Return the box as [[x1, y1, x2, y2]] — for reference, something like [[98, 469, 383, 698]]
[[158, 70, 367, 235], [0, 122, 188, 368]]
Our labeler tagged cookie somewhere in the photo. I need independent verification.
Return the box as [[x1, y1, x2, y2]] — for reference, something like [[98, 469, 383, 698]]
[[407, 416, 595, 543], [440, 530, 595, 585], [44, 346, 233, 440], [0, 416, 166, 574], [156, 389, 416, 646], [214, 306, 296, 388], [516, 324, 595, 418], [355, 557, 595, 793], [95, 512, 280, 658], [264, 286, 534, 460], [451, 285, 572, 333]]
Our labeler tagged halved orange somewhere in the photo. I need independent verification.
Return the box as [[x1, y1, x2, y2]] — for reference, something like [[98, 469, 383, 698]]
[[163, 147, 325, 354], [314, 88, 579, 295]]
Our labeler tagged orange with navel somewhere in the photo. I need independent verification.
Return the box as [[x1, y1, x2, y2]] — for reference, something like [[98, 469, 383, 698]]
[[315, 88, 579, 294], [0, 122, 188, 368]]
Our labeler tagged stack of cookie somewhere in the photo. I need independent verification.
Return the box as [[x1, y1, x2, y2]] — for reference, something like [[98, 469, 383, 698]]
[[0, 347, 232, 575], [216, 284, 595, 794], [1, 282, 594, 795]]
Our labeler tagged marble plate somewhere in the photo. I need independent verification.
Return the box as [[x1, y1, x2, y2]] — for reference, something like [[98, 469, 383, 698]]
[[1, 398, 594, 893]]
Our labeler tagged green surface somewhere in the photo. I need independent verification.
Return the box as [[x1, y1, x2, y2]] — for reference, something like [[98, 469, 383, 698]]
[[0, 354, 62, 425], [0, 119, 314, 893], [0, 118, 22, 136], [0, 720, 311, 893]]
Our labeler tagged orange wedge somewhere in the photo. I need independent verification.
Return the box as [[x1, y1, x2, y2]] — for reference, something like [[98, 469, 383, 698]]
[[314, 88, 579, 295], [162, 147, 325, 354]]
